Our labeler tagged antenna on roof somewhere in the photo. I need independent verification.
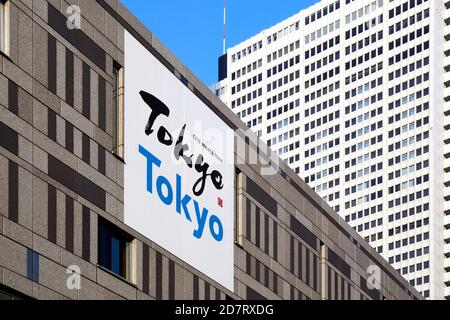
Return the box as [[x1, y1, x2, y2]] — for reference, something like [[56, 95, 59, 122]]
[[223, 0, 227, 55]]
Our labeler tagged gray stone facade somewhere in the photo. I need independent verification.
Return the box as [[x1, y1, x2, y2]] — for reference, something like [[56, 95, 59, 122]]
[[0, 0, 422, 300]]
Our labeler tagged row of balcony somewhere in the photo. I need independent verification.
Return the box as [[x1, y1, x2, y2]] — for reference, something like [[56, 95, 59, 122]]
[[441, 4, 450, 301]]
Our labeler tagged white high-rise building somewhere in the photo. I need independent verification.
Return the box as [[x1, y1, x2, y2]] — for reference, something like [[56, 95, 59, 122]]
[[442, 0, 450, 299], [215, 0, 446, 299]]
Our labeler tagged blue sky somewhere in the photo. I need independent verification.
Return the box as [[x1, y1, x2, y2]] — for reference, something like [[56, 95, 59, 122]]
[[121, 0, 319, 86]]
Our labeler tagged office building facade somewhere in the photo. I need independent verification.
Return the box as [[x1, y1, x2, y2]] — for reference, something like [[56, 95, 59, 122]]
[[0, 0, 421, 300], [442, 0, 450, 300], [216, 0, 444, 299]]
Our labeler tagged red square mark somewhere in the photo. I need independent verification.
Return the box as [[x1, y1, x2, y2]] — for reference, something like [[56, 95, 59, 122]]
[[218, 197, 223, 208]]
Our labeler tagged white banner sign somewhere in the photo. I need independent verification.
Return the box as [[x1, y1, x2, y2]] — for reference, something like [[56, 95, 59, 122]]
[[124, 31, 234, 292]]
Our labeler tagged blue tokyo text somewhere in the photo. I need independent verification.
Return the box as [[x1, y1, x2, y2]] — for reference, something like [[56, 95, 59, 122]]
[[139, 145, 224, 242]]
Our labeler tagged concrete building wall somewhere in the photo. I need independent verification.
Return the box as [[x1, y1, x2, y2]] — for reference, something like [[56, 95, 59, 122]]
[[0, 0, 420, 300]]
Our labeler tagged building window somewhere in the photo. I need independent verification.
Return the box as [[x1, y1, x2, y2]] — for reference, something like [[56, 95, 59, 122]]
[[98, 218, 135, 282], [0, 284, 27, 300], [0, 0, 10, 55], [112, 62, 124, 159], [26, 249, 39, 283]]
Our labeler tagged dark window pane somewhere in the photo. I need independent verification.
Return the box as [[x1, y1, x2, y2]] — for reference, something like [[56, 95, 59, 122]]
[[111, 236, 120, 275], [98, 218, 132, 279]]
